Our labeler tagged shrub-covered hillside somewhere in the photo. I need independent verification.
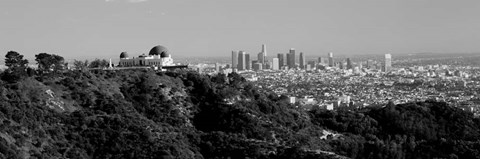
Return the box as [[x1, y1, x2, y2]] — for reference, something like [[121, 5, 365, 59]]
[[0, 69, 335, 159], [1, 65, 479, 158]]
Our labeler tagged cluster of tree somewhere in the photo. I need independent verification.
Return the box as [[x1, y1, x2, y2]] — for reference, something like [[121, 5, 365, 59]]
[[1, 51, 480, 158], [87, 59, 110, 68], [1, 51, 67, 82], [309, 101, 480, 158]]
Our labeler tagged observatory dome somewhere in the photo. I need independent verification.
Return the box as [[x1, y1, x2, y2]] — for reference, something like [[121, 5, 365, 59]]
[[149, 45, 170, 58], [120, 52, 129, 58]]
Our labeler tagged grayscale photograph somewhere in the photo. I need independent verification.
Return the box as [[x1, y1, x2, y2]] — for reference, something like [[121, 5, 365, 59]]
[[1, 0, 480, 158]]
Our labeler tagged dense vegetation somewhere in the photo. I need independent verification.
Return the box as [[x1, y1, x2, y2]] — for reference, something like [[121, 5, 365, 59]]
[[1, 51, 480, 158]]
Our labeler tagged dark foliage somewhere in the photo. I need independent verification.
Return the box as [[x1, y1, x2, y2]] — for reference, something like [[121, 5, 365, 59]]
[[88, 59, 109, 68], [2, 51, 29, 83], [309, 101, 480, 159], [35, 53, 66, 74], [1, 61, 479, 158]]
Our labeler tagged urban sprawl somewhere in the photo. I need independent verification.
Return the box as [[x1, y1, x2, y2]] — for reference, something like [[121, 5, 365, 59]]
[[194, 45, 480, 116]]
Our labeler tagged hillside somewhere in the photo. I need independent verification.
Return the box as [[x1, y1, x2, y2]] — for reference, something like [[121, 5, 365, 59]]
[[0, 69, 479, 159]]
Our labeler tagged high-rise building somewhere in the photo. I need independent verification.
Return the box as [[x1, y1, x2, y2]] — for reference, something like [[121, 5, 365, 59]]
[[277, 53, 284, 68], [238, 51, 246, 71], [307, 61, 316, 70], [318, 57, 323, 65], [272, 58, 279, 70], [288, 48, 296, 69], [346, 58, 352, 70], [286, 53, 291, 69], [265, 61, 271, 69], [328, 52, 334, 67], [245, 53, 251, 70], [262, 44, 267, 57], [253, 62, 262, 71], [231, 51, 238, 69], [257, 44, 267, 65], [383, 54, 392, 72], [299, 52, 306, 69], [257, 52, 264, 66]]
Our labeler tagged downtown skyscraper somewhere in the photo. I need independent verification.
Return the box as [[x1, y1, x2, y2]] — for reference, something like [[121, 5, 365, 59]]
[[383, 54, 392, 72], [258, 44, 267, 64], [318, 57, 323, 65], [346, 58, 352, 70], [245, 53, 251, 70], [272, 58, 279, 70], [328, 52, 334, 67], [238, 51, 246, 71], [287, 48, 296, 69], [299, 52, 306, 69], [256, 44, 267, 70], [277, 53, 284, 68], [257, 52, 264, 67], [231, 51, 238, 69]]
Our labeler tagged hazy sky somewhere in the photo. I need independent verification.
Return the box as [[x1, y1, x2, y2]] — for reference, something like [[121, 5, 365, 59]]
[[1, 0, 479, 60]]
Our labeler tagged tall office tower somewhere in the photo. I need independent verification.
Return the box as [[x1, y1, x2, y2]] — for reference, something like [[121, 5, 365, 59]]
[[238, 51, 246, 71], [245, 53, 251, 70], [265, 61, 271, 69], [253, 63, 262, 71], [286, 53, 292, 69], [256, 44, 267, 65], [299, 52, 306, 69], [307, 61, 316, 69], [272, 58, 279, 70], [257, 52, 264, 70], [277, 53, 284, 68], [318, 57, 323, 65], [231, 51, 238, 69], [252, 60, 257, 70], [346, 58, 352, 70], [328, 52, 334, 67], [383, 54, 392, 72], [262, 44, 267, 56], [288, 48, 296, 68]]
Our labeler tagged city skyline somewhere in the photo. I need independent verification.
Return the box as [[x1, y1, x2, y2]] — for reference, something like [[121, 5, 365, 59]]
[[1, 0, 480, 61]]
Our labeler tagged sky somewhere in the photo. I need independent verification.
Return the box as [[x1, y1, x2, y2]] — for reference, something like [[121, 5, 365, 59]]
[[1, 0, 480, 61]]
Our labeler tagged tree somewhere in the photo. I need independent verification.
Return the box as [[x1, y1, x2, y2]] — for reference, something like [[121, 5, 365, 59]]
[[35, 53, 65, 73], [5, 51, 28, 69], [88, 59, 109, 68], [73, 60, 89, 71], [2, 51, 29, 82]]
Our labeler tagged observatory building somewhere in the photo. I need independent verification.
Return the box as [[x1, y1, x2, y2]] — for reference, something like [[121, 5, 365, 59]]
[[118, 45, 176, 67]]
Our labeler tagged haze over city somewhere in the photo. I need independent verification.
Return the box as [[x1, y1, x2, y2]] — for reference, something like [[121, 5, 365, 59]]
[[1, 0, 480, 61]]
